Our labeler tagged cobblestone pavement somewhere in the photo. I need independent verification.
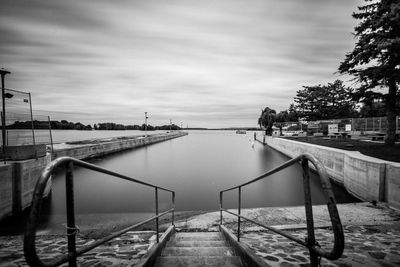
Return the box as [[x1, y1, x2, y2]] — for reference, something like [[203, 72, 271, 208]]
[[0, 231, 157, 266], [241, 224, 400, 266], [2, 224, 400, 266]]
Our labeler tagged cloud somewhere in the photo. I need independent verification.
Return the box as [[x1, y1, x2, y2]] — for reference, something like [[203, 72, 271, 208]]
[[0, 0, 363, 127]]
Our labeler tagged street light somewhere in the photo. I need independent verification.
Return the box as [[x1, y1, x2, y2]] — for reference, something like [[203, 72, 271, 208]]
[[1, 69, 11, 163]]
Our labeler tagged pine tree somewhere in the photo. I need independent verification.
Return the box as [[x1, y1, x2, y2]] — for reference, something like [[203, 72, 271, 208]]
[[339, 0, 400, 145]]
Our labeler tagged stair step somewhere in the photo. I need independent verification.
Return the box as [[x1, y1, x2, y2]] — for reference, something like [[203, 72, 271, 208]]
[[173, 232, 221, 241], [167, 240, 228, 247], [155, 256, 243, 267], [161, 247, 234, 256]]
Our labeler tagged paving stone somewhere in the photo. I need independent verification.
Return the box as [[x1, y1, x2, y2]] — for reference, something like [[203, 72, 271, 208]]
[[2, 223, 400, 266], [369, 251, 387, 259]]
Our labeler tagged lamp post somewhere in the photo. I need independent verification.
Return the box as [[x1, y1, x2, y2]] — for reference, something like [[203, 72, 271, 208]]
[[144, 112, 148, 137], [1, 69, 11, 164]]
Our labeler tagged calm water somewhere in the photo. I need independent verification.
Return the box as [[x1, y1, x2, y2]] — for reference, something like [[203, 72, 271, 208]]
[[45, 130, 358, 215]]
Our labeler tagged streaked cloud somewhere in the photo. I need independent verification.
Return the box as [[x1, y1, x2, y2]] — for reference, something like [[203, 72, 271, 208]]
[[0, 0, 363, 127]]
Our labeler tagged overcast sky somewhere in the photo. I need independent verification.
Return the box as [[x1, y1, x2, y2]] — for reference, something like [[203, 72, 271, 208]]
[[0, 0, 363, 128]]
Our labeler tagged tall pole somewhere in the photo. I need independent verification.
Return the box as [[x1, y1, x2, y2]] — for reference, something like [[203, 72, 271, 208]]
[[1, 69, 11, 164], [28, 93, 37, 159], [170, 119, 172, 132], [144, 112, 148, 138], [48, 116, 54, 155]]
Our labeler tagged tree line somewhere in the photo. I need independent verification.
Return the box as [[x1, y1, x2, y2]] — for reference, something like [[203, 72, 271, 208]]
[[93, 123, 181, 131], [259, 0, 400, 145], [8, 120, 93, 130], [7, 120, 182, 131]]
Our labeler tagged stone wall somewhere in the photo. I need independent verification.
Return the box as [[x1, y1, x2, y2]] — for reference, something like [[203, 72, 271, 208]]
[[263, 136, 400, 209]]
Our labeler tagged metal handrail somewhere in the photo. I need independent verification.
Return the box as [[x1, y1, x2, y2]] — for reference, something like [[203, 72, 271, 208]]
[[219, 153, 344, 266], [24, 156, 175, 267]]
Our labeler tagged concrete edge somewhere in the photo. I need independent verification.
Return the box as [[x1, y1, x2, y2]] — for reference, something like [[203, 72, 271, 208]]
[[136, 225, 175, 267], [242, 221, 396, 232], [219, 225, 268, 267], [270, 136, 400, 167]]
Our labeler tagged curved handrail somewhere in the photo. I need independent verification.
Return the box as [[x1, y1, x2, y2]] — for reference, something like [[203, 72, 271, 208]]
[[219, 153, 344, 264], [24, 156, 175, 267]]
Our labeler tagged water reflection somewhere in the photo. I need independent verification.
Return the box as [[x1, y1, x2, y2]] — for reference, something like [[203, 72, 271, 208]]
[[46, 131, 358, 216]]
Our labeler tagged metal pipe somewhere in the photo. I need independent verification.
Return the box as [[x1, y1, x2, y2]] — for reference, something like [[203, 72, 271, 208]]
[[60, 156, 173, 192], [302, 159, 318, 266], [1, 69, 10, 164], [155, 187, 159, 243], [220, 153, 344, 261], [65, 161, 77, 267], [24, 155, 176, 266]]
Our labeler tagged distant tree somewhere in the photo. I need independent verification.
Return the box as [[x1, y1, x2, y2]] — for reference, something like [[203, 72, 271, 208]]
[[258, 107, 276, 135], [275, 106, 299, 123], [293, 80, 357, 121], [338, 0, 400, 144]]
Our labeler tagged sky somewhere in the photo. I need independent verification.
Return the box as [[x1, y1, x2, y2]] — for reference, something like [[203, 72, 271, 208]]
[[0, 0, 364, 128]]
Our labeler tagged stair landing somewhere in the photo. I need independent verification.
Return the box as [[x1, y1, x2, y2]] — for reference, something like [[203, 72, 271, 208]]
[[155, 232, 243, 267]]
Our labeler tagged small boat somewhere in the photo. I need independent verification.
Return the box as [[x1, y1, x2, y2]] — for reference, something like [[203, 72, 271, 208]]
[[236, 130, 247, 134]]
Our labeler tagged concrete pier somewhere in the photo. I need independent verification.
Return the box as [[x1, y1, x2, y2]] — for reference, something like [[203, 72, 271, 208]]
[[51, 131, 187, 160]]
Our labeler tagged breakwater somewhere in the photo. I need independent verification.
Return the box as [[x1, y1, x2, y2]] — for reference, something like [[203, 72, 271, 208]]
[[51, 131, 188, 160], [259, 135, 400, 209]]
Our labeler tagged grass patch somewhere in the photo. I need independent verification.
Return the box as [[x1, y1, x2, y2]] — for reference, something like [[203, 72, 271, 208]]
[[286, 137, 400, 163]]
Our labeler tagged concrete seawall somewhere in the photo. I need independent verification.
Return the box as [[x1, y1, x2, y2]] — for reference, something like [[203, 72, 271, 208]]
[[0, 131, 188, 220], [261, 136, 400, 209], [0, 154, 52, 220], [52, 131, 188, 160]]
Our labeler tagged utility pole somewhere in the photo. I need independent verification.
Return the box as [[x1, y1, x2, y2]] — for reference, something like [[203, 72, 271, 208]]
[[145, 112, 148, 137], [1, 69, 11, 164]]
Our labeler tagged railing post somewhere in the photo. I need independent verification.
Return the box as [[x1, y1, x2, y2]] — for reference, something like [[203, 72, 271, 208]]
[[65, 161, 77, 267], [301, 158, 318, 267], [155, 187, 159, 243], [237, 186, 241, 242], [219, 192, 223, 225], [172, 192, 175, 226]]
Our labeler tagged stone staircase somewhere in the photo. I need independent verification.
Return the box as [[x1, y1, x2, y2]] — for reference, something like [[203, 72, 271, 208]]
[[155, 232, 244, 266]]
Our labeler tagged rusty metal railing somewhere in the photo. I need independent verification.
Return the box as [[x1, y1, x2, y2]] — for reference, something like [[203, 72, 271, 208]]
[[219, 153, 344, 266], [24, 156, 175, 267]]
